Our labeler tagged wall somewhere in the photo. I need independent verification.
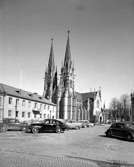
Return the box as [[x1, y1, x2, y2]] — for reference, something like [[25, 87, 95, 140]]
[[1, 95, 56, 122]]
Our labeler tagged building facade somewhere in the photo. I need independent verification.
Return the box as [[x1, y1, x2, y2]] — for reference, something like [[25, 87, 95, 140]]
[[43, 31, 102, 123], [0, 83, 56, 122]]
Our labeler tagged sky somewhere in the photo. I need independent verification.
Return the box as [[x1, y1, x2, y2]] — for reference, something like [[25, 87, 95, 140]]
[[0, 0, 134, 107]]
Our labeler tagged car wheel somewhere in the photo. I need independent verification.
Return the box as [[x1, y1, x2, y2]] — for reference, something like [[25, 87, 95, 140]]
[[106, 130, 112, 137], [32, 127, 39, 134], [56, 126, 61, 133], [127, 134, 132, 141]]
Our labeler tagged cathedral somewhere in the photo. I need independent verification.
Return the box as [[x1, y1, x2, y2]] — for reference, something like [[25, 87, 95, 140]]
[[43, 31, 102, 123]]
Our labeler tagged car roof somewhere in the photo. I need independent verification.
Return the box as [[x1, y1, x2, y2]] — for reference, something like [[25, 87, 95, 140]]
[[111, 122, 131, 127], [44, 119, 65, 123]]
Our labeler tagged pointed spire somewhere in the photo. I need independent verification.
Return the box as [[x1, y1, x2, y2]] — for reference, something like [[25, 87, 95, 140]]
[[64, 30, 72, 73], [53, 66, 58, 91], [52, 67, 58, 104], [43, 38, 55, 100], [48, 38, 55, 78]]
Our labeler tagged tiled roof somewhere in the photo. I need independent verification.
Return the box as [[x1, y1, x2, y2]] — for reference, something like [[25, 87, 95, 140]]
[[0, 83, 55, 106], [75, 91, 97, 102]]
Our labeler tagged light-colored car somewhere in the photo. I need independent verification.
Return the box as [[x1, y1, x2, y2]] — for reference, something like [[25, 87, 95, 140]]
[[78, 120, 88, 128], [88, 122, 95, 127], [66, 120, 82, 130], [2, 118, 28, 131], [78, 120, 95, 128], [106, 119, 112, 124]]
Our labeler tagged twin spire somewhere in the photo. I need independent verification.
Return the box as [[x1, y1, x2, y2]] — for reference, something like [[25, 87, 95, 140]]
[[47, 38, 55, 78], [64, 30, 72, 73], [48, 30, 72, 76], [43, 30, 73, 100]]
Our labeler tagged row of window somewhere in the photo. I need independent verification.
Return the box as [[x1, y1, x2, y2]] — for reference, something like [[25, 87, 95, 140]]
[[8, 97, 51, 110], [8, 110, 50, 119]]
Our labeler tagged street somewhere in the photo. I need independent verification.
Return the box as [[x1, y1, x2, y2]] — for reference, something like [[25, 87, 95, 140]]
[[0, 125, 134, 167]]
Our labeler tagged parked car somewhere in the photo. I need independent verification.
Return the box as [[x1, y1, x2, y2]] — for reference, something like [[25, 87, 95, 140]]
[[87, 121, 95, 127], [105, 122, 134, 141], [2, 118, 27, 131], [78, 120, 95, 128], [106, 119, 112, 124], [78, 120, 88, 128], [66, 120, 82, 130], [25, 119, 67, 134]]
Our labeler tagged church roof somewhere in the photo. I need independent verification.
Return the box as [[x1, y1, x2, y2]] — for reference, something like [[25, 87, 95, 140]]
[[0, 83, 55, 105], [81, 92, 98, 101], [75, 91, 98, 102]]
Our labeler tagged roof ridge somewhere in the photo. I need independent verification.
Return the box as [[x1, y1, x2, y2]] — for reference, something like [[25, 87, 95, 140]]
[[0, 83, 55, 105]]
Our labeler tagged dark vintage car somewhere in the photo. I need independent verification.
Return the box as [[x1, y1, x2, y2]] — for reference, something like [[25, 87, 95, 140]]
[[26, 119, 67, 134], [2, 118, 27, 131], [105, 122, 134, 141]]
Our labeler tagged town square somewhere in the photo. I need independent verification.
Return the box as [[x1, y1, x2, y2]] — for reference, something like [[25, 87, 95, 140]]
[[0, 125, 134, 167], [0, 0, 134, 167]]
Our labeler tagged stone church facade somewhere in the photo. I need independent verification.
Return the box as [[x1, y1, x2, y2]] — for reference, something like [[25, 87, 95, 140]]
[[43, 31, 102, 123]]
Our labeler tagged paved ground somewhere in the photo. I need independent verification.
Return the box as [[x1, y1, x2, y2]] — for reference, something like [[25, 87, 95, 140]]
[[0, 125, 134, 167]]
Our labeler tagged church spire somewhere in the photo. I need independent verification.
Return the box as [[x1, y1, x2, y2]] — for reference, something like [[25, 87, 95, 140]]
[[64, 30, 72, 74], [48, 38, 55, 77], [43, 38, 55, 100]]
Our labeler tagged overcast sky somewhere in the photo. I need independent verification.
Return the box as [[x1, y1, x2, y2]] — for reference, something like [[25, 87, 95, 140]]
[[0, 0, 134, 107]]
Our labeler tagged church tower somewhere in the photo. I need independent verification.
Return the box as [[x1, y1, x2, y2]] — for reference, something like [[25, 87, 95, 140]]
[[43, 39, 55, 101], [58, 30, 75, 119]]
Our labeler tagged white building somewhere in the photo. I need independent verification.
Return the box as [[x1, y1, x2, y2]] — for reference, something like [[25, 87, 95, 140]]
[[0, 83, 56, 122]]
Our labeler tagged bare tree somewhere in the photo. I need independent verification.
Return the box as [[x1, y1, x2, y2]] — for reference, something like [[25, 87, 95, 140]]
[[109, 94, 131, 122], [109, 98, 120, 121], [120, 94, 131, 121]]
